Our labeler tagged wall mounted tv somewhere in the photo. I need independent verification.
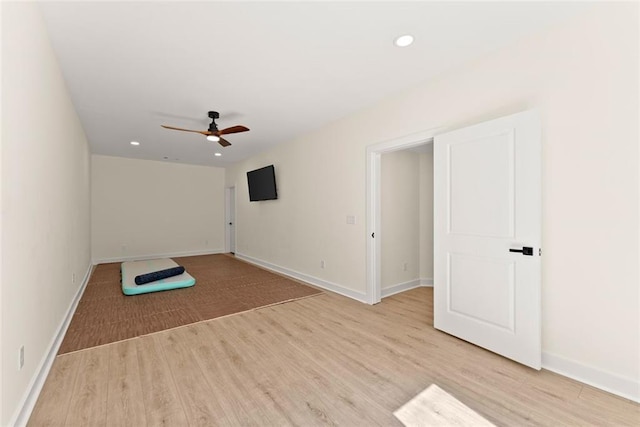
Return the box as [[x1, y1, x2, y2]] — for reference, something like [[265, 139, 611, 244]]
[[247, 165, 278, 202]]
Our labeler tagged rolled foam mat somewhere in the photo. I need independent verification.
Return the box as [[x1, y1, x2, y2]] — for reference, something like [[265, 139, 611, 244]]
[[135, 266, 185, 285]]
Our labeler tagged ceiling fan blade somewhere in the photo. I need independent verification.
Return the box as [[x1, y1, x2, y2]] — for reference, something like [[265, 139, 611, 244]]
[[218, 125, 250, 135], [218, 137, 232, 147], [161, 125, 211, 136]]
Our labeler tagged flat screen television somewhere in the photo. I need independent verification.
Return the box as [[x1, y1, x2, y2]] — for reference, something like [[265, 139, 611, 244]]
[[247, 165, 278, 201]]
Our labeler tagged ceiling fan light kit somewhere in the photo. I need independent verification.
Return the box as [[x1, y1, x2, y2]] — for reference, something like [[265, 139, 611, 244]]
[[161, 111, 249, 147]]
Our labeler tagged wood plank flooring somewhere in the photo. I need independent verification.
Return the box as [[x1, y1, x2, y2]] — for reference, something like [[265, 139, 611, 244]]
[[28, 287, 639, 426]]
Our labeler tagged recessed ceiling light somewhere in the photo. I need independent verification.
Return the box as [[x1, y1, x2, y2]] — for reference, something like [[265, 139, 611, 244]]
[[214, 153, 222, 157], [207, 135, 221, 142], [394, 34, 414, 47], [130, 141, 140, 146]]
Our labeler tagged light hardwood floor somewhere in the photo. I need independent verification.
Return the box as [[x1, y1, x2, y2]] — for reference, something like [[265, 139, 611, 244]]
[[28, 288, 639, 426]]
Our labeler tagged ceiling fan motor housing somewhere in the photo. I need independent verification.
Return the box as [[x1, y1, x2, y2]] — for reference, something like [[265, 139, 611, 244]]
[[208, 111, 219, 132]]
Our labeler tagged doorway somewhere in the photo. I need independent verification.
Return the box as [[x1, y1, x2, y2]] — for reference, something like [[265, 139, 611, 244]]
[[366, 110, 542, 369], [379, 144, 433, 299], [225, 187, 236, 254], [366, 129, 437, 304]]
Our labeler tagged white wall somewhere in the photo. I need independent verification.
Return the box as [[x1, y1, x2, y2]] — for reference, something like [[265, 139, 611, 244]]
[[226, 145, 368, 297], [91, 155, 226, 262], [1, 3, 92, 424], [226, 3, 638, 399], [0, 4, 6, 423], [0, 2, 4, 419]]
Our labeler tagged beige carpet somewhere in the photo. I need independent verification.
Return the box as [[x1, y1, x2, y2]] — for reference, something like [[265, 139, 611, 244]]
[[58, 254, 322, 354], [394, 384, 495, 426]]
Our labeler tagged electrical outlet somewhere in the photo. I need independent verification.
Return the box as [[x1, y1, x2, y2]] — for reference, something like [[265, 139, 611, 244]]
[[403, 262, 408, 272], [121, 244, 127, 254], [205, 239, 209, 246], [320, 260, 325, 269], [19, 346, 24, 370]]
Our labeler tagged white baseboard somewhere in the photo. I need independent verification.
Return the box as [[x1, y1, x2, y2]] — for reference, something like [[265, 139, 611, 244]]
[[382, 279, 420, 298], [235, 252, 368, 303], [9, 263, 94, 427], [381, 278, 433, 298], [420, 278, 434, 287], [542, 352, 639, 403], [93, 248, 225, 264]]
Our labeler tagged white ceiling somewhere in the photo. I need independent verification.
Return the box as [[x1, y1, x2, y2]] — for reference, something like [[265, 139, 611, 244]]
[[39, 1, 588, 167]]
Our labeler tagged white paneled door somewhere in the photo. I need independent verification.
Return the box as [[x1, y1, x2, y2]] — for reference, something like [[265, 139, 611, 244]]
[[434, 110, 541, 369]]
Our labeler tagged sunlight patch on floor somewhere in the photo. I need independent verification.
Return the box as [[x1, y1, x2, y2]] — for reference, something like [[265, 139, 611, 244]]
[[394, 384, 495, 426]]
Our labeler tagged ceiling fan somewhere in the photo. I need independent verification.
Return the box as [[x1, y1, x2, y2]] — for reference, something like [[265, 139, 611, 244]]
[[161, 111, 249, 147]]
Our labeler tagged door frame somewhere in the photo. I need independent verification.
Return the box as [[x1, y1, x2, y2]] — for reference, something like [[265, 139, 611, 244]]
[[225, 186, 236, 254], [365, 128, 440, 304]]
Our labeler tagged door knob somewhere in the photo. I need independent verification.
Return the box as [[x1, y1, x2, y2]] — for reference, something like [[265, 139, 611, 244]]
[[509, 246, 533, 256]]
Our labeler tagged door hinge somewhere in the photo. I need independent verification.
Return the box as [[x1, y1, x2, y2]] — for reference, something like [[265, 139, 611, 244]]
[[539, 248, 542, 256]]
